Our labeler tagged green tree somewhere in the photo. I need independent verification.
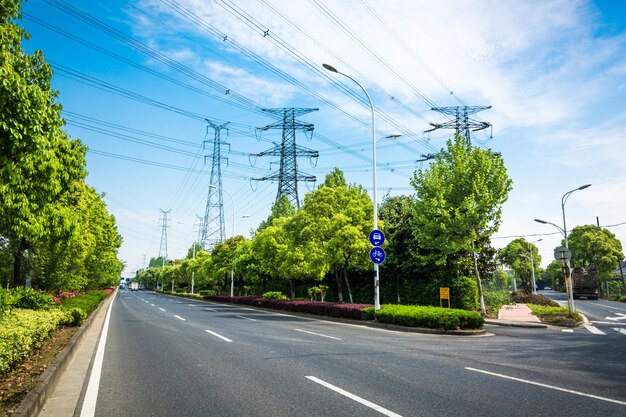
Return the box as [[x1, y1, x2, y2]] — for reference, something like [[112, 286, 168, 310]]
[[295, 169, 372, 302], [497, 238, 541, 294], [543, 260, 565, 291], [567, 225, 624, 285], [0, 0, 87, 286], [211, 236, 248, 294], [256, 195, 296, 233], [379, 195, 419, 303], [410, 135, 512, 313]]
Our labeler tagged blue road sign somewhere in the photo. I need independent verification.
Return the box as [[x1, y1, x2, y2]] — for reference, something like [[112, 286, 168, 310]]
[[369, 229, 385, 247], [370, 247, 386, 264]]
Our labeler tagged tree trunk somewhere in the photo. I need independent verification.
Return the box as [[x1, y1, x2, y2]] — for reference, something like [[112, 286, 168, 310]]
[[472, 242, 486, 316], [334, 268, 344, 303], [290, 279, 296, 299], [12, 238, 28, 288], [343, 269, 353, 304]]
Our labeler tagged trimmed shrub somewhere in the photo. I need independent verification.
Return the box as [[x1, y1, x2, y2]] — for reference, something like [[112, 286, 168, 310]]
[[66, 307, 88, 326], [198, 290, 216, 296], [60, 291, 108, 319], [374, 304, 484, 330], [483, 290, 513, 315], [262, 291, 287, 300], [0, 308, 73, 375]]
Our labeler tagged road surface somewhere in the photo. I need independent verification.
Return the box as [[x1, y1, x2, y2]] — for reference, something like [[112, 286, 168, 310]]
[[72, 290, 626, 417]]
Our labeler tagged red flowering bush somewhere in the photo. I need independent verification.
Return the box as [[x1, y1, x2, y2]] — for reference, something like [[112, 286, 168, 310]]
[[203, 295, 373, 320]]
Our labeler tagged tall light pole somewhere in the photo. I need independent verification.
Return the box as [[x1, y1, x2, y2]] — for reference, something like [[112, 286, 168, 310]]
[[209, 184, 235, 297], [323, 63, 400, 310], [535, 183, 591, 316]]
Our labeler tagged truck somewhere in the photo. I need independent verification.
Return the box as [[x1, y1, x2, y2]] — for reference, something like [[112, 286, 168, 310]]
[[130, 281, 139, 291], [572, 266, 599, 300]]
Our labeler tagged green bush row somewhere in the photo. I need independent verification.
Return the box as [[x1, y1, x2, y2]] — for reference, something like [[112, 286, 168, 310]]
[[370, 304, 484, 330], [59, 291, 108, 325], [0, 308, 74, 375], [262, 291, 287, 300]]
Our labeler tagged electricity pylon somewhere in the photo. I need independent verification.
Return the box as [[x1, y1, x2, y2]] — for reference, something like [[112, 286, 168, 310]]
[[251, 108, 318, 208], [425, 105, 492, 143], [201, 121, 230, 251], [158, 209, 171, 267]]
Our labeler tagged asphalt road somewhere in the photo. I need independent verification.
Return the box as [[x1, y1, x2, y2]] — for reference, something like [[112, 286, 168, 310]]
[[89, 290, 626, 417], [540, 290, 626, 336]]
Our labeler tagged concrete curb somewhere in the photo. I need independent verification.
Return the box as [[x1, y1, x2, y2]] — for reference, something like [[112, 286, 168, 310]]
[[484, 318, 548, 328], [12, 291, 115, 417]]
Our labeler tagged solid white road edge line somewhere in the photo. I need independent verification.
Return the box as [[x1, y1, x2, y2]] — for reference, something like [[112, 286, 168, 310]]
[[204, 329, 233, 342], [465, 367, 626, 406], [80, 291, 117, 417], [294, 328, 341, 340], [305, 376, 402, 417], [174, 315, 186, 321]]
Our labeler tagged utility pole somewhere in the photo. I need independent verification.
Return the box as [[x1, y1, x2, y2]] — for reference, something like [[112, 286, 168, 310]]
[[158, 209, 171, 291], [201, 120, 230, 251], [158, 209, 171, 266], [251, 108, 319, 208], [425, 105, 492, 144]]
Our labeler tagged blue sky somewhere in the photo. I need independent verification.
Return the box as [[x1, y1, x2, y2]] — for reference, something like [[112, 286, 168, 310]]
[[20, 0, 626, 276]]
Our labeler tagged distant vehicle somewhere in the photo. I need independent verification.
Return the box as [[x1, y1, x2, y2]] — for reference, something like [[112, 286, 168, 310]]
[[130, 282, 139, 291], [572, 267, 599, 300], [119, 284, 125, 289]]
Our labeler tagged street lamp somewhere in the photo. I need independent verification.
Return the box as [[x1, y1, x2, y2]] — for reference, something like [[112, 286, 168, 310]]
[[209, 184, 235, 297], [323, 63, 400, 311], [534, 184, 591, 315]]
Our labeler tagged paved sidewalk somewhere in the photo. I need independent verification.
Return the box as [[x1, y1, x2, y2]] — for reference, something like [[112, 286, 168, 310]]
[[498, 303, 540, 322]]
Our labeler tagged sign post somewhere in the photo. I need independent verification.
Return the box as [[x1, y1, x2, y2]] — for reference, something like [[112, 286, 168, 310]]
[[440, 287, 450, 308], [369, 229, 385, 310]]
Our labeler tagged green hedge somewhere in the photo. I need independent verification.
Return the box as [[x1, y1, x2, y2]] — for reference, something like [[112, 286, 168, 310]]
[[0, 309, 73, 375], [373, 304, 484, 330], [60, 291, 108, 321]]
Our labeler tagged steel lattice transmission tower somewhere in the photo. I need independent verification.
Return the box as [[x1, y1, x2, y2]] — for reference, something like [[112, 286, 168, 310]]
[[201, 121, 230, 251], [425, 105, 492, 143], [158, 209, 171, 266], [251, 108, 319, 208]]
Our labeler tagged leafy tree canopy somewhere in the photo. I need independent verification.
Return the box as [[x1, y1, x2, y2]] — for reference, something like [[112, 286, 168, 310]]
[[410, 135, 512, 267], [567, 224, 623, 280]]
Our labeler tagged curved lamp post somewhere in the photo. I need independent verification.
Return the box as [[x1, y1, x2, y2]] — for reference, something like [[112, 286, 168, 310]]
[[322, 63, 400, 310], [535, 184, 591, 315]]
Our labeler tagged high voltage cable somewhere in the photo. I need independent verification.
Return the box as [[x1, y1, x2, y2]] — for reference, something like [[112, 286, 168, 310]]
[[23, 13, 264, 117], [158, 0, 437, 157], [212, 0, 438, 154], [310, 0, 437, 108], [357, 0, 465, 106], [43, 0, 269, 117], [42, 1, 429, 180]]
